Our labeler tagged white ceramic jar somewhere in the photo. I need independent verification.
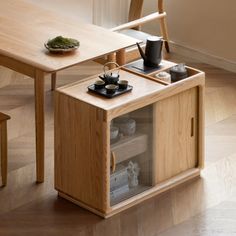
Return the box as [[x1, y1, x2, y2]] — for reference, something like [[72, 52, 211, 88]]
[[155, 71, 171, 83]]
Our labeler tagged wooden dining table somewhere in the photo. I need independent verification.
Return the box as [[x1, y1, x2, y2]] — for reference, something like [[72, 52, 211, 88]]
[[0, 0, 138, 182]]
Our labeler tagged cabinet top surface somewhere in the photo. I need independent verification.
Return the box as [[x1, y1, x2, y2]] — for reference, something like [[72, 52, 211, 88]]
[[0, 0, 137, 72], [57, 69, 166, 110]]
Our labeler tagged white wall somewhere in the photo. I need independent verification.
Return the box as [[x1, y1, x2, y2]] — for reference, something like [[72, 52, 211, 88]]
[[143, 0, 236, 63], [28, 0, 93, 22], [28, 0, 129, 27], [93, 0, 129, 28]]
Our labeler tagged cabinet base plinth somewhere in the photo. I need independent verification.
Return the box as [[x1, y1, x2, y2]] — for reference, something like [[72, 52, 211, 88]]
[[58, 192, 108, 218], [57, 168, 201, 218]]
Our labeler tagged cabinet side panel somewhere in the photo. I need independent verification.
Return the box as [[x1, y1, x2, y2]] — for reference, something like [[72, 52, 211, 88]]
[[153, 87, 198, 183], [54, 92, 108, 212]]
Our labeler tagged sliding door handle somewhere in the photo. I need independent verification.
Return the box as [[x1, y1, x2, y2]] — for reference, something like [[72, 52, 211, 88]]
[[191, 117, 194, 137], [111, 151, 116, 173]]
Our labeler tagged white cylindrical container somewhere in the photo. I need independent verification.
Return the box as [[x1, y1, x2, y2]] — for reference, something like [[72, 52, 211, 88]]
[[155, 71, 171, 83]]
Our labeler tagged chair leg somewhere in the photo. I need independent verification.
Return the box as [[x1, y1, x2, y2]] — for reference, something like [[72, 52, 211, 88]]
[[1, 121, 8, 186], [160, 17, 170, 53], [51, 73, 57, 91], [164, 40, 170, 53]]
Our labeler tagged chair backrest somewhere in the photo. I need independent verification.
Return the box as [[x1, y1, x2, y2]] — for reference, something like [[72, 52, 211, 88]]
[[128, 0, 144, 30], [128, 0, 164, 29], [129, 0, 164, 22], [111, 0, 166, 32], [158, 0, 164, 13], [129, 0, 144, 21]]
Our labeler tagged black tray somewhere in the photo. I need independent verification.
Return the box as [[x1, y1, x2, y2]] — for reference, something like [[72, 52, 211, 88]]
[[125, 59, 163, 75], [88, 84, 133, 98]]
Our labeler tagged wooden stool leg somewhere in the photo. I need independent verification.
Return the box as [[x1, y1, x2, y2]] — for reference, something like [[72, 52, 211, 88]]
[[1, 121, 8, 186], [160, 17, 170, 53], [116, 49, 126, 66], [51, 73, 57, 91]]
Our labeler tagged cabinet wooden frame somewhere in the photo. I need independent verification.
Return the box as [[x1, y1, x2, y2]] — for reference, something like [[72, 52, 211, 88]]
[[55, 63, 205, 218]]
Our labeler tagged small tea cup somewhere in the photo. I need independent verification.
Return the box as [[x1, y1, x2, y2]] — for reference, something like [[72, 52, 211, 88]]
[[94, 80, 105, 89], [105, 84, 118, 94], [118, 80, 128, 89]]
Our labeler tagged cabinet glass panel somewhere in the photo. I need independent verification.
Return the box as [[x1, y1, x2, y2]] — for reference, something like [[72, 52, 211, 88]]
[[110, 104, 154, 206]]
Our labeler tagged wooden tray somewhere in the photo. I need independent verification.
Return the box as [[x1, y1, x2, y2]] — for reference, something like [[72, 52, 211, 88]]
[[88, 84, 133, 98]]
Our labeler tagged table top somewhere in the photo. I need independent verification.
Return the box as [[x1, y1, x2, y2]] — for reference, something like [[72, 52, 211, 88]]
[[57, 69, 165, 111], [0, 0, 138, 72]]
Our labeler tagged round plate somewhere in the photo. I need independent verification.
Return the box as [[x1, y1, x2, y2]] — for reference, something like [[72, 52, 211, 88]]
[[44, 42, 79, 53]]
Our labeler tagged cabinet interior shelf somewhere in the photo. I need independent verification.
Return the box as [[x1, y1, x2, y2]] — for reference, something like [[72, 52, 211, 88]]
[[111, 133, 148, 165]]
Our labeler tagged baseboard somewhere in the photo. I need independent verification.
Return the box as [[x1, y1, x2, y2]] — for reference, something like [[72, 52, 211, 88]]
[[169, 41, 236, 73]]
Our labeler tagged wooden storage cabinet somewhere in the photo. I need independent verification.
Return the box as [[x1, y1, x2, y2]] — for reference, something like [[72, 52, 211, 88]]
[[55, 64, 205, 218]]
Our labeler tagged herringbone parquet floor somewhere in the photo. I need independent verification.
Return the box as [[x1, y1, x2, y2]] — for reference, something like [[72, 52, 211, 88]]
[[0, 54, 236, 236]]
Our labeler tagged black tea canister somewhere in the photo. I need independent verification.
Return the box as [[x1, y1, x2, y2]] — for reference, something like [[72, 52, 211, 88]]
[[170, 64, 188, 82]]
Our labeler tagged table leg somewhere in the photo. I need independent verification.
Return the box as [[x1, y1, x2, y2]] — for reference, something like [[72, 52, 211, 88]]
[[34, 70, 45, 183], [107, 53, 116, 69], [1, 121, 8, 186], [51, 72, 57, 91], [116, 49, 126, 66]]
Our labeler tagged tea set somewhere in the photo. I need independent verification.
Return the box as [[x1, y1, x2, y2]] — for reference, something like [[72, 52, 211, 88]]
[[88, 36, 188, 97], [88, 62, 133, 98]]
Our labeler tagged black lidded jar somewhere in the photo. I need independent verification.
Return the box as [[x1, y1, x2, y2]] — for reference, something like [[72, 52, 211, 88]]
[[169, 64, 188, 82]]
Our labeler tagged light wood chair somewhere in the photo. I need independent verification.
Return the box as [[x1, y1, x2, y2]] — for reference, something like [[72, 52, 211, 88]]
[[0, 112, 10, 186], [109, 0, 170, 65], [112, 0, 169, 51]]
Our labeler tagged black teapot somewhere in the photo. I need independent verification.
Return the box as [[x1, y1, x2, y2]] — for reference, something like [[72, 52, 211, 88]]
[[99, 62, 120, 84], [137, 36, 163, 67]]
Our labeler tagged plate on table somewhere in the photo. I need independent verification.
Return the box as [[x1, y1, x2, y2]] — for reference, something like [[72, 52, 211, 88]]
[[44, 43, 79, 53], [44, 36, 80, 53]]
